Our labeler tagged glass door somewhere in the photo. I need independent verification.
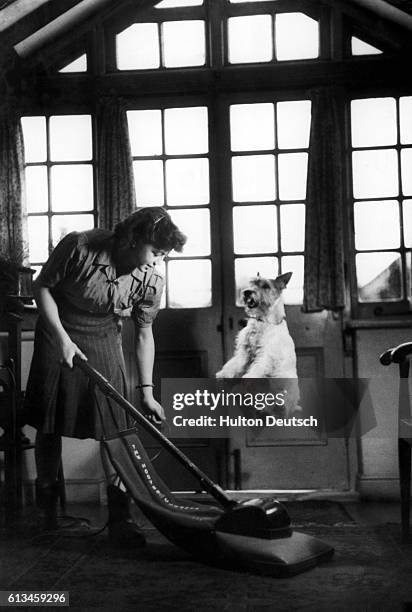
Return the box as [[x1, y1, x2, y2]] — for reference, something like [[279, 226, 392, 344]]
[[218, 95, 351, 491]]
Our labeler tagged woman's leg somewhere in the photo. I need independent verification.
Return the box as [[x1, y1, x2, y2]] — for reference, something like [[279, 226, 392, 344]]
[[35, 431, 62, 486], [34, 432, 62, 529], [100, 442, 145, 548]]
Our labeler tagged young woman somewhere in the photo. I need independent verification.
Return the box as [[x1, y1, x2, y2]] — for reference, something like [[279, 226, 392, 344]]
[[24, 207, 186, 545]]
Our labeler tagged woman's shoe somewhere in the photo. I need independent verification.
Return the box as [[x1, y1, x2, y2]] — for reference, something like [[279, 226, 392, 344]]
[[107, 485, 146, 548]]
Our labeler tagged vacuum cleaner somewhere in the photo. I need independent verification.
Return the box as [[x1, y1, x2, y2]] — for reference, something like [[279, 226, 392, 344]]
[[74, 357, 334, 577]]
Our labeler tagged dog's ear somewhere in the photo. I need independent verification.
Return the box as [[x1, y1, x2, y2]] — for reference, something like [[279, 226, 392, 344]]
[[273, 272, 292, 290]]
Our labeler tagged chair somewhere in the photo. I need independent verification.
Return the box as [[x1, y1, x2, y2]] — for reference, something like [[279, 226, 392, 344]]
[[0, 359, 66, 523], [380, 342, 412, 542]]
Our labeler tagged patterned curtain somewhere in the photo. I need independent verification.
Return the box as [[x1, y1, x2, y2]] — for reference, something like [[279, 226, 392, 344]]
[[303, 88, 346, 313], [96, 98, 136, 230], [0, 106, 27, 264]]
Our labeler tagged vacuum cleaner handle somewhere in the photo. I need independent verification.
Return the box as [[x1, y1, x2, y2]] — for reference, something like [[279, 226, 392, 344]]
[[73, 356, 234, 510]]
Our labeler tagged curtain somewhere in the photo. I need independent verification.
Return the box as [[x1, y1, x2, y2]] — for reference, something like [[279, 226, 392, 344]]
[[97, 98, 136, 230], [0, 106, 27, 265], [303, 88, 346, 312]]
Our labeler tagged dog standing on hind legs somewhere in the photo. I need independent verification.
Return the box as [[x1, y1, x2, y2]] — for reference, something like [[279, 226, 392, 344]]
[[216, 272, 301, 415]]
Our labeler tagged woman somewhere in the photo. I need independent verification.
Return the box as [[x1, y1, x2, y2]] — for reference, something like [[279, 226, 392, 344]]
[[24, 207, 186, 544]]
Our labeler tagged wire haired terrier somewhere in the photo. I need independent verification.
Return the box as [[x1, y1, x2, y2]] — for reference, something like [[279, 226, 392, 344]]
[[216, 272, 301, 415]]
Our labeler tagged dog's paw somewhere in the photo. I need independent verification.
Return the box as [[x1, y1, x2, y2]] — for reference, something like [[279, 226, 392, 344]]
[[242, 372, 263, 378], [215, 370, 224, 379]]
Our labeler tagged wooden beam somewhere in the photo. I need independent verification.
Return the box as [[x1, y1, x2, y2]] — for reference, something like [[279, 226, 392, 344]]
[[348, 0, 412, 31], [14, 0, 114, 57], [13, 0, 157, 58], [16, 56, 412, 112], [0, 0, 53, 33]]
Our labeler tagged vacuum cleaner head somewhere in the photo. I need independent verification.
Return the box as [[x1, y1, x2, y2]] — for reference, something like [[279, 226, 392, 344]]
[[214, 497, 292, 539], [215, 530, 334, 577]]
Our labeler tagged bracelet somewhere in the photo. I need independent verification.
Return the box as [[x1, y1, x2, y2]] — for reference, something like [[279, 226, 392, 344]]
[[136, 383, 154, 389]]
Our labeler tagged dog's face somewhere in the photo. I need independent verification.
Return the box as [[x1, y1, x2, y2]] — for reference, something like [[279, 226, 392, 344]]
[[241, 272, 292, 319]]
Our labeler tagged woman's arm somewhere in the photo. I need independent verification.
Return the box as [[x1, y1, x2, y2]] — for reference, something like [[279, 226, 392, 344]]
[[134, 324, 165, 423], [34, 284, 87, 367]]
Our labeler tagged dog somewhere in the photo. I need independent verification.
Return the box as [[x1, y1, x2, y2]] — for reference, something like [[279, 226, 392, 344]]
[[216, 272, 301, 415]]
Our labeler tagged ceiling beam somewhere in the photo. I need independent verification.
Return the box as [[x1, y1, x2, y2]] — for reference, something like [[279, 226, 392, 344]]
[[13, 0, 115, 57], [0, 0, 53, 33], [347, 0, 412, 31]]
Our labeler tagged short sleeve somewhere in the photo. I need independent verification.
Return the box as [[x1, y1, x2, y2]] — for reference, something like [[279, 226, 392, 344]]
[[34, 232, 81, 289], [132, 273, 164, 328]]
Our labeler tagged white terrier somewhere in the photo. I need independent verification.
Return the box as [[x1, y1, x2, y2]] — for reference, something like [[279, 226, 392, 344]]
[[216, 272, 300, 414]]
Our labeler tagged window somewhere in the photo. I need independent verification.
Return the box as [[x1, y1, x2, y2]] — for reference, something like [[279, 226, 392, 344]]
[[116, 1, 206, 71], [21, 115, 95, 272], [59, 54, 88, 73], [230, 100, 311, 304], [227, 11, 319, 64], [127, 106, 212, 308], [351, 37, 382, 56], [350, 97, 412, 307]]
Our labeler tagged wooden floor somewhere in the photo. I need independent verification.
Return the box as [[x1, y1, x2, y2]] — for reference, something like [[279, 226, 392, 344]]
[[0, 499, 410, 612]]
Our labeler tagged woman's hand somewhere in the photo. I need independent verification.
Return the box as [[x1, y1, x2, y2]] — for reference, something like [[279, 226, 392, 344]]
[[140, 393, 165, 424], [58, 339, 88, 368]]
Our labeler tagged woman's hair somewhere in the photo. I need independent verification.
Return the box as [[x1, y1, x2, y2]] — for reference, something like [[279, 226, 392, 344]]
[[114, 207, 186, 253]]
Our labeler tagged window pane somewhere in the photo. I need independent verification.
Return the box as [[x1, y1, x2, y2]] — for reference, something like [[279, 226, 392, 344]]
[[351, 37, 382, 56], [156, 0, 203, 6], [164, 107, 208, 154], [28, 216, 49, 262], [116, 24, 160, 70], [277, 101, 311, 149], [400, 97, 412, 145], [401, 149, 412, 196], [21, 117, 47, 163], [133, 160, 164, 206], [50, 115, 92, 161], [59, 54, 87, 73], [403, 200, 412, 248], [162, 21, 205, 67], [25, 166, 48, 213], [127, 110, 162, 156], [280, 204, 305, 252], [232, 155, 276, 202], [356, 252, 402, 302], [228, 15, 273, 64], [351, 98, 397, 147], [52, 214, 94, 246], [278, 153, 308, 200], [354, 200, 400, 250], [168, 259, 211, 307], [168, 208, 210, 256], [281, 255, 303, 304], [230, 103, 275, 152], [275, 13, 319, 61], [166, 158, 209, 206], [51, 165, 93, 212], [233, 205, 277, 254], [352, 150, 398, 199], [235, 256, 278, 300]]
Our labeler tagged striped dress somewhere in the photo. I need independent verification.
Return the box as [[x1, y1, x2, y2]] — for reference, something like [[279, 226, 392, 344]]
[[24, 229, 164, 440]]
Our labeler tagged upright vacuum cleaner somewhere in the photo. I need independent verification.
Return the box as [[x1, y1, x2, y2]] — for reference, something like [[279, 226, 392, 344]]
[[74, 357, 334, 577]]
